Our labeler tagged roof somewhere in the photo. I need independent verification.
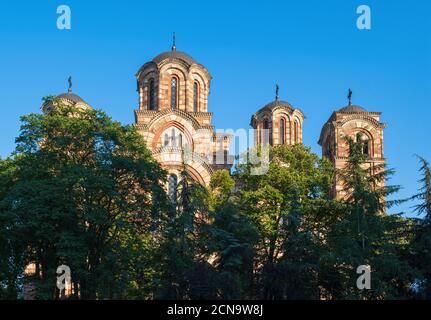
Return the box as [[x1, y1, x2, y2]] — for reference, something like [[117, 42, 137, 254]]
[[337, 104, 367, 113], [152, 51, 197, 66], [255, 99, 295, 115], [56, 92, 86, 104]]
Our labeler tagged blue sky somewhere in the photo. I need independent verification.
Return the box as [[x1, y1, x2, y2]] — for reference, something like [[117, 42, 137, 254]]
[[0, 0, 430, 216]]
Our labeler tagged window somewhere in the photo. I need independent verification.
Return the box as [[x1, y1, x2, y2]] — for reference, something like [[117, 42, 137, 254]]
[[363, 139, 370, 156], [168, 174, 178, 202], [261, 119, 270, 145], [193, 82, 199, 112], [294, 121, 298, 143], [171, 77, 178, 109], [171, 128, 176, 147], [148, 79, 156, 110], [355, 133, 371, 156], [280, 118, 285, 144], [161, 127, 186, 148]]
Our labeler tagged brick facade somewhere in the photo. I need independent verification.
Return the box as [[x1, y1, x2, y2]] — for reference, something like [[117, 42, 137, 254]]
[[319, 104, 386, 199]]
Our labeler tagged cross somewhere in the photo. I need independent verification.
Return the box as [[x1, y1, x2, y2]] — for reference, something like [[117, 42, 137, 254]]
[[68, 76, 72, 93], [275, 84, 279, 101], [348, 88, 352, 105], [172, 32, 176, 51]]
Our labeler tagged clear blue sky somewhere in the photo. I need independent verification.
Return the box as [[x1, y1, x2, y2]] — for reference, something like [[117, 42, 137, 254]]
[[0, 0, 430, 216]]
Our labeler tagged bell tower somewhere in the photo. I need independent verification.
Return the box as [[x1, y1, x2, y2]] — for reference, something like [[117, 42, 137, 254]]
[[134, 36, 232, 187], [318, 90, 386, 198]]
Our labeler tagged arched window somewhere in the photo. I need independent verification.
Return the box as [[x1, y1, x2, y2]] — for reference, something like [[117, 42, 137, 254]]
[[193, 81, 199, 112], [363, 139, 370, 156], [161, 127, 186, 148], [294, 121, 298, 143], [279, 118, 285, 144], [148, 79, 156, 110], [261, 119, 270, 145], [171, 77, 178, 109], [164, 133, 169, 146], [168, 174, 178, 202]]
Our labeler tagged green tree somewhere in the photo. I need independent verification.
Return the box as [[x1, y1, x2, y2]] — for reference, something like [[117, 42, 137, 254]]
[[204, 170, 257, 299], [234, 144, 335, 299], [410, 156, 431, 299], [0, 99, 168, 299], [324, 134, 415, 299], [156, 165, 218, 299]]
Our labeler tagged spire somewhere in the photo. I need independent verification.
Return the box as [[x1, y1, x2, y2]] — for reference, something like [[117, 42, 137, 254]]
[[171, 32, 176, 52], [347, 88, 352, 105], [68, 76, 72, 93], [275, 83, 279, 101]]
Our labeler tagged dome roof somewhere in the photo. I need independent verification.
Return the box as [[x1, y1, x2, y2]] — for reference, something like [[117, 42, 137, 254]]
[[56, 92, 86, 104], [41, 91, 91, 114], [152, 51, 197, 66], [337, 104, 367, 113], [255, 99, 294, 115]]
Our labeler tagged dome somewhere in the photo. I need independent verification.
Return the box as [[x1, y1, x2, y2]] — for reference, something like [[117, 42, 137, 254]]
[[56, 92, 86, 104], [152, 50, 197, 66], [255, 99, 294, 115], [337, 104, 367, 113], [41, 90, 92, 114]]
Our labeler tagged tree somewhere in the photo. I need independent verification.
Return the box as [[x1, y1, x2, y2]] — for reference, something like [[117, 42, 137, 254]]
[[155, 165, 218, 299], [205, 170, 257, 299], [234, 144, 336, 299], [324, 134, 415, 299], [0, 99, 168, 299], [410, 156, 431, 299]]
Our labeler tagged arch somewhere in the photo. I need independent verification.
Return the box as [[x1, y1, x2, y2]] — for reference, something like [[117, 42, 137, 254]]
[[152, 150, 214, 186], [151, 120, 195, 150], [352, 128, 374, 157], [146, 109, 203, 132]]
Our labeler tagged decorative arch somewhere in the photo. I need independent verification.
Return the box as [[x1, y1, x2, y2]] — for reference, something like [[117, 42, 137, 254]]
[[152, 150, 214, 186], [151, 120, 195, 150], [146, 109, 202, 132]]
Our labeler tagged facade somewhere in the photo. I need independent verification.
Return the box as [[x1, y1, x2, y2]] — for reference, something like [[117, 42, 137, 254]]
[[133, 44, 233, 187], [42, 48, 385, 199]]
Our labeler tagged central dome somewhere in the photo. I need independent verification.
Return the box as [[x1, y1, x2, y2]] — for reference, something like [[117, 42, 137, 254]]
[[152, 51, 197, 66]]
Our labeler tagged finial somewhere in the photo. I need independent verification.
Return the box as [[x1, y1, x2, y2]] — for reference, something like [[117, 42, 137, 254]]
[[68, 76, 72, 93], [348, 88, 352, 105], [275, 83, 279, 101], [171, 32, 176, 51]]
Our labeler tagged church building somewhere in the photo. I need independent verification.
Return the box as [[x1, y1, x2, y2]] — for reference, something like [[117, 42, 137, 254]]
[[41, 41, 386, 199]]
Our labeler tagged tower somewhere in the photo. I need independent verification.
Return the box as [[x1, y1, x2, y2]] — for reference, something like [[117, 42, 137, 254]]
[[250, 86, 304, 146], [134, 38, 232, 187], [318, 90, 386, 198]]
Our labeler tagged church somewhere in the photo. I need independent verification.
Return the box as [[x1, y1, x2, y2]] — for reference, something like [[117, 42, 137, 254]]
[[42, 41, 386, 199]]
